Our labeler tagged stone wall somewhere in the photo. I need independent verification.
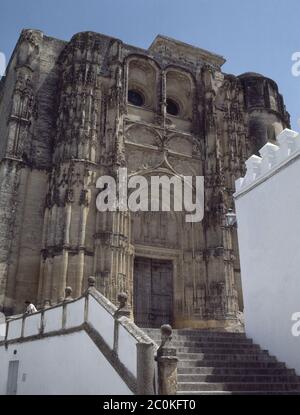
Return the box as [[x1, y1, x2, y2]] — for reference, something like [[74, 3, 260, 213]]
[[0, 29, 290, 328]]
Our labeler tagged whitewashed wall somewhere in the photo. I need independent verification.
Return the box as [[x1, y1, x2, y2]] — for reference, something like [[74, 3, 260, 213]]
[[0, 323, 5, 340], [0, 330, 132, 395], [234, 129, 300, 375], [0, 313, 5, 340], [0, 290, 155, 395]]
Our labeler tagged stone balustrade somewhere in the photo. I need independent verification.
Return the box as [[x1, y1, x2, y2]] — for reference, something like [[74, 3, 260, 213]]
[[1, 278, 159, 395]]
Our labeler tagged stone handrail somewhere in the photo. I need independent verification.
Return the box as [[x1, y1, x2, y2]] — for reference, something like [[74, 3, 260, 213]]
[[1, 280, 158, 395]]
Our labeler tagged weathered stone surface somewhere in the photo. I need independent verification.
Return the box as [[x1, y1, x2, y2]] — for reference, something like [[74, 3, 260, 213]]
[[0, 30, 290, 328]]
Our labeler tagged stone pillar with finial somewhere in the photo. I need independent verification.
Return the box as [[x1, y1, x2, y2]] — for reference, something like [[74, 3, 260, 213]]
[[43, 300, 51, 309], [64, 286, 73, 302], [156, 324, 178, 395], [62, 286, 73, 329], [87, 276, 96, 292], [115, 292, 131, 318], [84, 276, 96, 322], [113, 292, 131, 354]]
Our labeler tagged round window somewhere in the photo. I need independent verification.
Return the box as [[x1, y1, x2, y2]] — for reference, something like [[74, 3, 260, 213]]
[[128, 90, 144, 107], [166, 98, 180, 116]]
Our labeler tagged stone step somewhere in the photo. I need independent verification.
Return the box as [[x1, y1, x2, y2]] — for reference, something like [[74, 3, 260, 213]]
[[142, 329, 247, 339], [178, 360, 286, 368], [141, 327, 300, 395], [143, 327, 244, 334], [178, 374, 299, 383], [148, 335, 254, 344], [144, 332, 247, 339], [177, 382, 300, 392], [148, 334, 253, 347], [176, 346, 263, 354], [177, 367, 296, 376], [177, 352, 275, 361], [171, 329, 247, 337], [167, 340, 254, 347]]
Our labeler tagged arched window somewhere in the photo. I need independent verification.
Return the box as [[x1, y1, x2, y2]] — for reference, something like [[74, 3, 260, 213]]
[[128, 90, 144, 107], [166, 98, 180, 116]]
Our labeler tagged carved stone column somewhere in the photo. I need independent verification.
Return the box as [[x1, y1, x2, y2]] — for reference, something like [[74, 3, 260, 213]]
[[222, 222, 238, 317], [38, 32, 103, 305], [161, 70, 167, 127]]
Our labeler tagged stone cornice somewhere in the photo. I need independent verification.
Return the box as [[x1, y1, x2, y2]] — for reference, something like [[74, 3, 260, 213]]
[[149, 35, 226, 68]]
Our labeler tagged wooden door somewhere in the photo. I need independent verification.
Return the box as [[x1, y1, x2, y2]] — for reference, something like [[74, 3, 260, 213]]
[[134, 257, 173, 328]]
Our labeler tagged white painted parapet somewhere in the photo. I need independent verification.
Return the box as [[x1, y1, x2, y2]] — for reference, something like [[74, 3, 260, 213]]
[[235, 128, 300, 193], [234, 128, 300, 375]]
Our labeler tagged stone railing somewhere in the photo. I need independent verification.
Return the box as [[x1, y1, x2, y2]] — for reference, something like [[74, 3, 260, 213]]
[[1, 278, 158, 394], [1, 278, 179, 395], [235, 128, 300, 194]]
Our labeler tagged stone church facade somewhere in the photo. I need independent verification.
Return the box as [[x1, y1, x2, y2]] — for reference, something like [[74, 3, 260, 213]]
[[0, 29, 289, 328]]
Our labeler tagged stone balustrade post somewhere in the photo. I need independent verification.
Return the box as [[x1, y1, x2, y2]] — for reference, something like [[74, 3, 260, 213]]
[[115, 292, 131, 318], [86, 276, 96, 293], [64, 286, 73, 302], [62, 286, 73, 329], [84, 276, 96, 322], [137, 342, 155, 395], [113, 292, 131, 354], [156, 324, 178, 395]]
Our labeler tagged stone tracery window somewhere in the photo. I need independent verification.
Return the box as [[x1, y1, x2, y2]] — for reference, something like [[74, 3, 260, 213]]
[[166, 98, 180, 116], [128, 89, 145, 107], [166, 70, 194, 122]]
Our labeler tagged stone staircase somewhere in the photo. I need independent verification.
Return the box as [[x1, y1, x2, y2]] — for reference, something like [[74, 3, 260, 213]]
[[143, 328, 300, 395]]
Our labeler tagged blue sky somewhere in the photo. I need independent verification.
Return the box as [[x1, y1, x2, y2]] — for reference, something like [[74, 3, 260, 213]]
[[0, 0, 299, 128]]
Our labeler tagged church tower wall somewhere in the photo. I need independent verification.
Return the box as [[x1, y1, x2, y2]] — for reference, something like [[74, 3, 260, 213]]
[[0, 30, 65, 313]]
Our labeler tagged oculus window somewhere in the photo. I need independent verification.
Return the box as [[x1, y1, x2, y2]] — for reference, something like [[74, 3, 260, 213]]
[[128, 90, 144, 107]]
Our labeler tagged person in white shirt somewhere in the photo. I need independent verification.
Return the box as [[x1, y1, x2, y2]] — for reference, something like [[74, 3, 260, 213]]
[[24, 301, 37, 315]]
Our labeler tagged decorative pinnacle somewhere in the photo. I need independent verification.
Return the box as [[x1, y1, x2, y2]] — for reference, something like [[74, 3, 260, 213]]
[[160, 324, 173, 346], [65, 286, 73, 297], [88, 276, 96, 288], [117, 292, 128, 310]]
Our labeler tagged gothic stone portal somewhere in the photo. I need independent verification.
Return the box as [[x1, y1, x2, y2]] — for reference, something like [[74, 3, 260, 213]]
[[134, 257, 173, 328]]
